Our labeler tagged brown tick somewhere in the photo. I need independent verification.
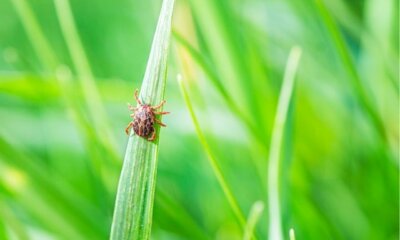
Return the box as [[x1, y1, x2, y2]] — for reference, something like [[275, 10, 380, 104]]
[[125, 89, 169, 141]]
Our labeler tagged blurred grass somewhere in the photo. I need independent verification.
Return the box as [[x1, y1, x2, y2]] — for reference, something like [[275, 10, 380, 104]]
[[0, 0, 398, 239], [267, 46, 302, 240], [54, 0, 119, 157], [178, 74, 248, 235], [289, 228, 296, 240], [314, 0, 387, 144], [243, 201, 264, 240]]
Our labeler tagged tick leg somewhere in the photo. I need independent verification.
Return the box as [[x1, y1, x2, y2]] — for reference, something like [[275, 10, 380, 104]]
[[152, 100, 166, 110], [134, 89, 142, 105], [154, 118, 166, 127], [148, 131, 156, 141], [125, 122, 133, 135], [154, 111, 169, 115], [127, 103, 137, 111]]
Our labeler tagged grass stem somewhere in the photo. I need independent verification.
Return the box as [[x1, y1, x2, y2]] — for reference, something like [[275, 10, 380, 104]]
[[178, 74, 249, 235], [289, 228, 296, 240], [267, 46, 302, 240], [314, 0, 387, 143], [54, 0, 118, 155], [243, 201, 264, 240], [110, 0, 175, 239]]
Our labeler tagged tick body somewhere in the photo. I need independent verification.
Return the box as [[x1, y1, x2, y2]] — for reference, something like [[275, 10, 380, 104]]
[[125, 89, 169, 141]]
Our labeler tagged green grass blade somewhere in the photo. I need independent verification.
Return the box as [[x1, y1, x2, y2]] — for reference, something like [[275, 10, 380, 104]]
[[289, 228, 296, 240], [110, 0, 175, 239], [173, 31, 257, 138], [9, 0, 58, 72], [174, 32, 268, 184], [178, 75, 249, 235], [188, 0, 250, 117], [10, 0, 119, 201], [0, 137, 108, 239], [313, 0, 387, 143], [3, 0, 115, 229], [54, 0, 118, 154], [0, 198, 28, 240], [267, 46, 302, 240], [243, 201, 264, 240], [0, 202, 9, 240], [173, 31, 231, 107], [156, 189, 211, 240]]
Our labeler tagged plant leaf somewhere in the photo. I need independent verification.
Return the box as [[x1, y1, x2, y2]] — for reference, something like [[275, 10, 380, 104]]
[[177, 74, 249, 236], [243, 201, 264, 240], [289, 228, 296, 240], [267, 46, 302, 240], [313, 0, 387, 144], [110, 0, 175, 239], [54, 0, 119, 158]]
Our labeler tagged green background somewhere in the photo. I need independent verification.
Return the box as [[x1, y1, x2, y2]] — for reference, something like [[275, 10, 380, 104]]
[[0, 0, 398, 239]]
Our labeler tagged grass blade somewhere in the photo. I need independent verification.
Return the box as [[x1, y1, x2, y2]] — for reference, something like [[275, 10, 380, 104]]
[[174, 31, 268, 186], [243, 201, 264, 240], [156, 189, 211, 240], [54, 0, 118, 155], [10, 0, 118, 209], [9, 0, 58, 72], [0, 138, 107, 239], [313, 0, 387, 143], [177, 74, 249, 236], [267, 46, 302, 240], [0, 198, 29, 240], [173, 31, 258, 140], [289, 228, 296, 240], [110, 0, 175, 239]]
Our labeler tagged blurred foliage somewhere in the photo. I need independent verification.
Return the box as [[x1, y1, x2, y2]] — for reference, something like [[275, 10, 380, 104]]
[[0, 0, 398, 239]]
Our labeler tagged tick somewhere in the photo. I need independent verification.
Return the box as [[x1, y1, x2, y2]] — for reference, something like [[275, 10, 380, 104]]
[[125, 89, 169, 141]]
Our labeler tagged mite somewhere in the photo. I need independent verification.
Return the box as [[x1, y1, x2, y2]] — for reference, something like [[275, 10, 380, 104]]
[[125, 89, 169, 141]]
